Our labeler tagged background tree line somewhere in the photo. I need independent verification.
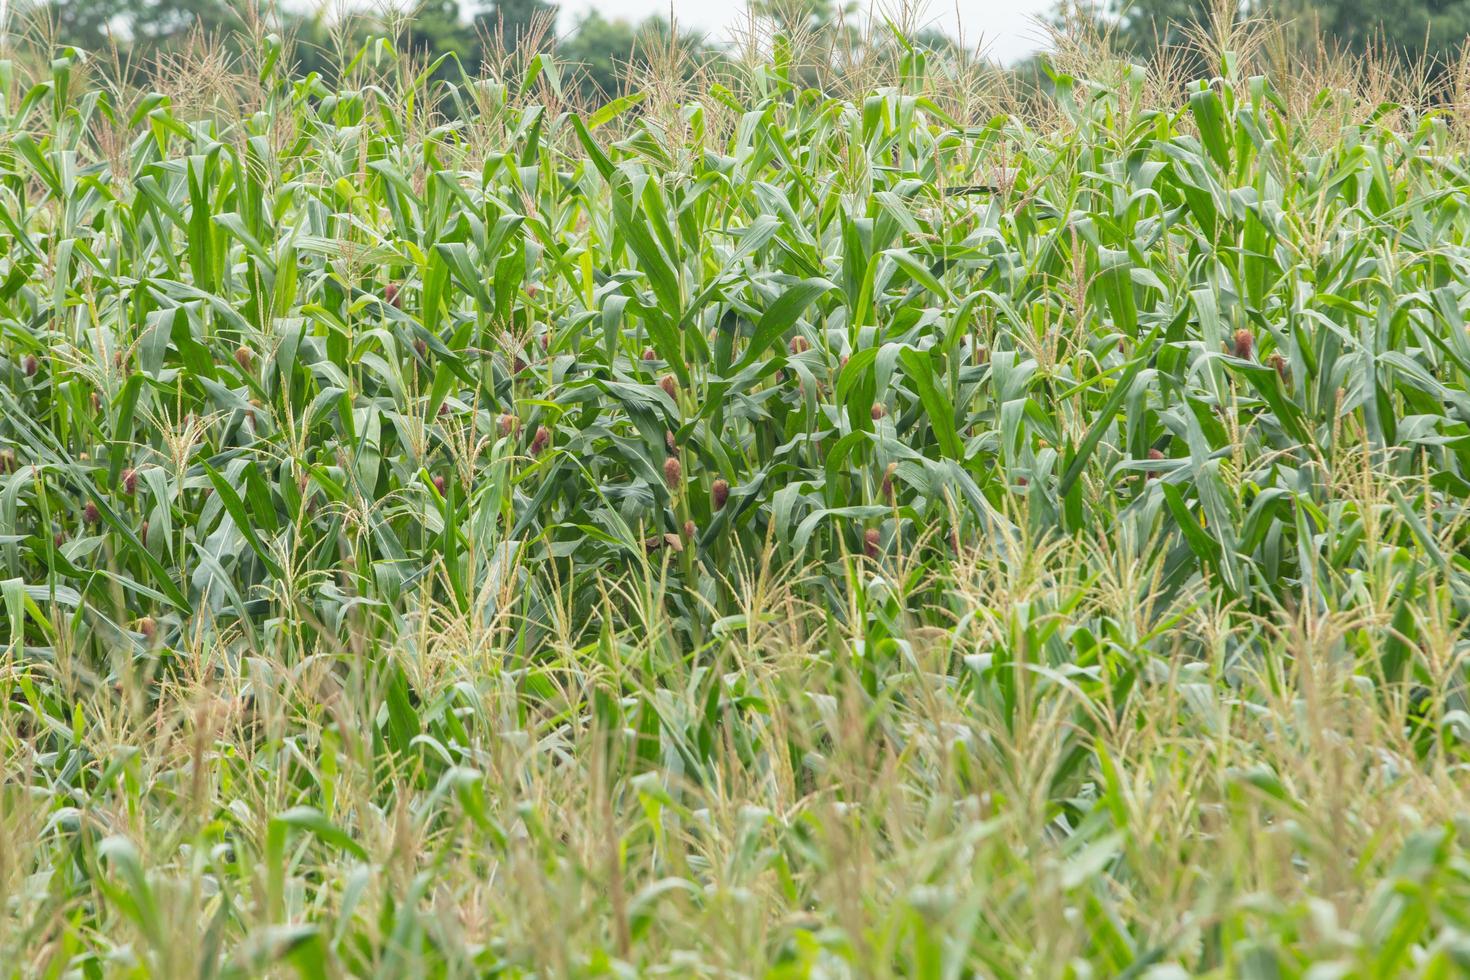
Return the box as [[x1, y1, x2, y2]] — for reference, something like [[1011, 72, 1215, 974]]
[[19, 0, 722, 101], [13, 0, 1470, 102]]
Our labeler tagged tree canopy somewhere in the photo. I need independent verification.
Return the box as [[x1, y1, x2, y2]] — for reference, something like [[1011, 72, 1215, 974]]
[[17, 0, 1462, 99], [1099, 0, 1470, 69]]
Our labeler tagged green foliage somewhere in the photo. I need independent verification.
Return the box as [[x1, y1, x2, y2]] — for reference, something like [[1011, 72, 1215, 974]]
[[473, 0, 559, 50], [1280, 0, 1470, 67], [18, 0, 241, 50], [1083, 0, 1470, 71], [558, 12, 717, 102], [1084, 0, 1217, 57], [747, 0, 857, 33], [18, 0, 669, 96], [3, 24, 1470, 977], [558, 12, 638, 98], [399, 0, 481, 74]]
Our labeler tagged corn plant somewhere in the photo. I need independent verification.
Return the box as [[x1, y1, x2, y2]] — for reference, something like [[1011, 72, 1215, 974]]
[[2, 26, 1470, 977]]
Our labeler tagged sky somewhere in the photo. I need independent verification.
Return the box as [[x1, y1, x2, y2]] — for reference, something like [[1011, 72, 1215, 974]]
[[555, 0, 1057, 64]]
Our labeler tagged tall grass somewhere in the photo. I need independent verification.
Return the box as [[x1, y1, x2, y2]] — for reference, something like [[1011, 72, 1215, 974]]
[[3, 7, 1470, 975]]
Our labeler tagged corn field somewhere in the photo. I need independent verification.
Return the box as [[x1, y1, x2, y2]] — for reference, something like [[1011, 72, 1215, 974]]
[[3, 21, 1470, 977]]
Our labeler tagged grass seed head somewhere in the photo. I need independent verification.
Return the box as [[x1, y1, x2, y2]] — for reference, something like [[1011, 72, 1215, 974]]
[[499, 413, 519, 437], [384, 282, 400, 307], [665, 430, 676, 453], [871, 403, 886, 420], [863, 527, 881, 558], [660, 375, 677, 399], [234, 345, 253, 372], [531, 425, 550, 455], [712, 478, 729, 510], [683, 519, 695, 540], [23, 355, 38, 377], [432, 474, 447, 496], [663, 456, 682, 491], [83, 501, 100, 525], [789, 335, 810, 354], [122, 468, 138, 494]]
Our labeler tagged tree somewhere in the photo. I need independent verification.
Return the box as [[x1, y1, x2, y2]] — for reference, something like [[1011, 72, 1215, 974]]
[[20, 0, 240, 52], [1279, 0, 1470, 68], [558, 12, 640, 100], [473, 0, 558, 53], [747, 0, 857, 35], [1062, 0, 1470, 75], [397, 0, 477, 75], [558, 12, 719, 104], [1072, 0, 1217, 60], [24, 0, 130, 51]]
